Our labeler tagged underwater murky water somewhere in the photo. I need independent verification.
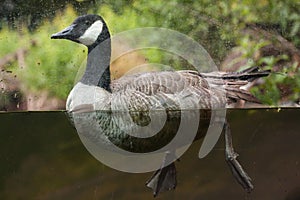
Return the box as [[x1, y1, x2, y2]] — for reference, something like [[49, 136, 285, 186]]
[[0, 108, 300, 199]]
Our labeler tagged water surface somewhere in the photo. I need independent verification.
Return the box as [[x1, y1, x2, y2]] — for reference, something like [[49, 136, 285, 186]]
[[0, 108, 299, 199]]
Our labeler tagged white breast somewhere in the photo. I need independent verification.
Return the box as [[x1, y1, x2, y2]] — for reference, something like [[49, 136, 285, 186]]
[[66, 82, 110, 112]]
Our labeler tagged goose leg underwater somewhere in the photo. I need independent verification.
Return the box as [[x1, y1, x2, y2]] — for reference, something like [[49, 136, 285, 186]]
[[145, 120, 253, 197], [51, 14, 269, 197]]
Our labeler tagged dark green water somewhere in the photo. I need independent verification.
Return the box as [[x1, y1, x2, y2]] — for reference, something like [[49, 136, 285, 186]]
[[0, 108, 299, 199]]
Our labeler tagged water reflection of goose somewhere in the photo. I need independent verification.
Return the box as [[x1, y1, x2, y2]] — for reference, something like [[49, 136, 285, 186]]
[[51, 14, 269, 197]]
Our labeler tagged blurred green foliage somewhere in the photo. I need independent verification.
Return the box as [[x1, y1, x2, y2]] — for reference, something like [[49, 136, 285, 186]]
[[0, 0, 299, 105], [1, 7, 86, 99], [251, 62, 300, 105]]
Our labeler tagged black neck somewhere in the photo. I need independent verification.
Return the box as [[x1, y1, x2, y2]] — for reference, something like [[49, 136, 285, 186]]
[[80, 27, 112, 92]]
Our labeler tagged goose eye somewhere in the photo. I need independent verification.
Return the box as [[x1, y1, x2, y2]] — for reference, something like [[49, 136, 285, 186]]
[[85, 20, 91, 26]]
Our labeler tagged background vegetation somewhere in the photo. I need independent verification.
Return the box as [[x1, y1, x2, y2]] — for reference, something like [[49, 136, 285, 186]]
[[0, 0, 299, 110]]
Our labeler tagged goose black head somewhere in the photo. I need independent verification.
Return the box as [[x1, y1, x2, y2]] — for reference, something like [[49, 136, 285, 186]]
[[51, 14, 110, 48]]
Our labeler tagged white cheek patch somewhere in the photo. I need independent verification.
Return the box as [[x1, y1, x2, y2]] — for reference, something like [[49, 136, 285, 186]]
[[78, 20, 103, 46]]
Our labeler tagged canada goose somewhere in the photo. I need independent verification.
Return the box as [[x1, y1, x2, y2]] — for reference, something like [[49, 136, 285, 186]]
[[51, 14, 269, 196]]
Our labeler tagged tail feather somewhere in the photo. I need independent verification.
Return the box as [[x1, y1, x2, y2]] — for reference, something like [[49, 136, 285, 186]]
[[225, 87, 261, 104], [202, 67, 270, 104], [201, 66, 270, 81], [223, 67, 270, 103]]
